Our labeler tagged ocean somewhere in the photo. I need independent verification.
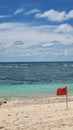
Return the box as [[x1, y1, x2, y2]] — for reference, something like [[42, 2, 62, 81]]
[[0, 62, 73, 98]]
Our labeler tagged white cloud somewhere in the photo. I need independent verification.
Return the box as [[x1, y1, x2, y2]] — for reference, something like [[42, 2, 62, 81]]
[[0, 22, 73, 61], [66, 10, 73, 19], [0, 23, 15, 30], [35, 9, 73, 22], [64, 49, 73, 56], [0, 22, 73, 47], [0, 15, 11, 18], [14, 8, 24, 15], [1, 23, 73, 43], [35, 9, 66, 22], [55, 23, 73, 33], [25, 8, 40, 15]]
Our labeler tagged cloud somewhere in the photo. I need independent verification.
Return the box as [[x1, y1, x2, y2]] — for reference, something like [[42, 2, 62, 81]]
[[0, 22, 73, 61], [13, 41, 24, 46], [35, 9, 73, 22], [64, 49, 73, 57], [22, 43, 72, 60], [0, 23, 14, 30], [14, 8, 24, 15], [25, 8, 40, 15], [0, 22, 73, 46], [66, 10, 73, 19], [0, 15, 11, 19], [55, 23, 73, 33]]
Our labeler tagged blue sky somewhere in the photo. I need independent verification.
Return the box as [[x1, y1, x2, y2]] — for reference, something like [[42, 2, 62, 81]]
[[0, 0, 73, 61]]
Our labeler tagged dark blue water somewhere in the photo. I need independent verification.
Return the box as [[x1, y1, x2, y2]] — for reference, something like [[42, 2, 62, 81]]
[[0, 62, 73, 97]]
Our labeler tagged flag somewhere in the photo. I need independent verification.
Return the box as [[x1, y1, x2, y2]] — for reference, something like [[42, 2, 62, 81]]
[[57, 87, 67, 96]]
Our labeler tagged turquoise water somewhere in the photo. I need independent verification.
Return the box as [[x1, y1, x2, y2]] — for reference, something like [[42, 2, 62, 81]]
[[0, 83, 73, 97], [0, 62, 73, 98]]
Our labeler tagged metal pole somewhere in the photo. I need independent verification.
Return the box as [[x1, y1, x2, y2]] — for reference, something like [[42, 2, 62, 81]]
[[66, 89, 68, 109]]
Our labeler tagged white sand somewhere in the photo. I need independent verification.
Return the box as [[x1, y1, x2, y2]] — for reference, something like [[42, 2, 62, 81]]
[[0, 96, 73, 130]]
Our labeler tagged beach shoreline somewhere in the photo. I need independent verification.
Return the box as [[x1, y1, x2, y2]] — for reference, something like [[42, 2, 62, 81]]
[[0, 96, 73, 130]]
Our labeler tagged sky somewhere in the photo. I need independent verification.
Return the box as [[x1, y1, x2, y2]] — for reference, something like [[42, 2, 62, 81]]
[[0, 0, 73, 62]]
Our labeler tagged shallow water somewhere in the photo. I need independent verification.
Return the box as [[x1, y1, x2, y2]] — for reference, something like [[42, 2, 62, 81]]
[[0, 62, 73, 97]]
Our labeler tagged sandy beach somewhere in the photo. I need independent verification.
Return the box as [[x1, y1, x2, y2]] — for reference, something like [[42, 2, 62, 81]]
[[0, 96, 73, 130]]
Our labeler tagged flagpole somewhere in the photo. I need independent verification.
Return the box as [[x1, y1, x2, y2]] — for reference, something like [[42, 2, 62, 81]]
[[66, 87, 68, 109]]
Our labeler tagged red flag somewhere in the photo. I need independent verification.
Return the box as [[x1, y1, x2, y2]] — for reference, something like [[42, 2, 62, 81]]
[[57, 87, 67, 96]]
